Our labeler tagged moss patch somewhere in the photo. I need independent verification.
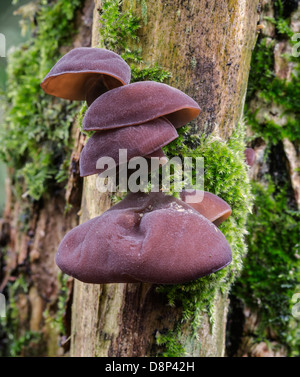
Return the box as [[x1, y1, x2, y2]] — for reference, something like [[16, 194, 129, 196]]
[[234, 181, 300, 354], [0, 275, 45, 357], [156, 124, 252, 356], [232, 1, 300, 356], [0, 0, 82, 200]]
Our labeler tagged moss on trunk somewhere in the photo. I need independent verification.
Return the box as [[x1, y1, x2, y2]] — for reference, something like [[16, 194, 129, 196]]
[[71, 0, 259, 357]]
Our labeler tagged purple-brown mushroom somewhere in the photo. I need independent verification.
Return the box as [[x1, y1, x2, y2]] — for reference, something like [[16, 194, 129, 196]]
[[80, 118, 178, 177], [244, 148, 256, 167], [56, 192, 232, 284], [41, 48, 131, 106], [180, 190, 232, 227], [145, 148, 168, 165], [83, 81, 201, 131]]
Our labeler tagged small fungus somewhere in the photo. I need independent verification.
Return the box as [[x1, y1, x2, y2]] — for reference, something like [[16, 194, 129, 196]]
[[83, 81, 201, 131], [244, 148, 256, 167], [80, 118, 178, 177], [56, 192, 232, 284], [41, 48, 131, 105], [180, 190, 232, 227]]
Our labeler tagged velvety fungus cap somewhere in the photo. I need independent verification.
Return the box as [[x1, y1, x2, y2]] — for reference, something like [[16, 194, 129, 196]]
[[79, 118, 178, 177], [83, 81, 201, 131], [56, 192, 232, 284], [41, 48, 131, 105], [180, 190, 232, 227]]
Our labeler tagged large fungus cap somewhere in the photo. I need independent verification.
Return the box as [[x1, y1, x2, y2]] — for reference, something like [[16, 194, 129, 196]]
[[80, 117, 177, 177], [83, 81, 201, 131], [180, 190, 232, 227], [56, 192, 232, 284], [41, 48, 131, 105]]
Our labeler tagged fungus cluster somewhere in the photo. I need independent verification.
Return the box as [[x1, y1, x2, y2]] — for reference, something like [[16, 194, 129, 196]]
[[41, 48, 234, 285]]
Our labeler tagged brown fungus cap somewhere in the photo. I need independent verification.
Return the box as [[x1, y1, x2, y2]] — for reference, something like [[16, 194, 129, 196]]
[[56, 192, 232, 284], [80, 118, 177, 177], [40, 48, 131, 105], [244, 148, 256, 167], [180, 190, 232, 227], [145, 148, 168, 164], [83, 81, 201, 131]]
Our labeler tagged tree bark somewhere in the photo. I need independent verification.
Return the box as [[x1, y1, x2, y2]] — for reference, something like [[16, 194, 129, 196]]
[[71, 0, 259, 357]]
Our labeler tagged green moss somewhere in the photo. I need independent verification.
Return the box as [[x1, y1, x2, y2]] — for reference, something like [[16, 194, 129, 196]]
[[234, 181, 300, 354], [99, 0, 141, 55], [43, 273, 70, 336], [99, 0, 171, 83], [156, 326, 186, 358], [246, 8, 300, 145], [233, 2, 300, 356], [0, 275, 44, 357], [0, 0, 82, 200], [156, 124, 253, 356]]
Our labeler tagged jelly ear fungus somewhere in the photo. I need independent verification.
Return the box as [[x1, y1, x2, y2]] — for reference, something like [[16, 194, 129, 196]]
[[82, 81, 201, 131], [180, 190, 232, 227], [244, 148, 256, 167], [56, 192, 232, 284], [43, 47, 234, 285], [41, 47, 131, 106], [80, 118, 178, 177]]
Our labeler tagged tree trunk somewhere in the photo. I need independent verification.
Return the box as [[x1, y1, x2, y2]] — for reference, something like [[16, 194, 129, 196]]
[[71, 0, 259, 357]]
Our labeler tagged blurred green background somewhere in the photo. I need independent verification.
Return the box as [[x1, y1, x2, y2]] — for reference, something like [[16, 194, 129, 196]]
[[0, 0, 30, 214]]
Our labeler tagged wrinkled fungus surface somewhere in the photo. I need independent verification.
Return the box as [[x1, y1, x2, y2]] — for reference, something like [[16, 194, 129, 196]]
[[41, 48, 131, 103], [56, 192, 232, 284], [180, 190, 232, 227], [83, 81, 201, 131], [80, 118, 178, 177]]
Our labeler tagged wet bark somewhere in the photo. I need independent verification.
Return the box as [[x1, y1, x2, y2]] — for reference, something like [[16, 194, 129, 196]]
[[71, 0, 259, 357]]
